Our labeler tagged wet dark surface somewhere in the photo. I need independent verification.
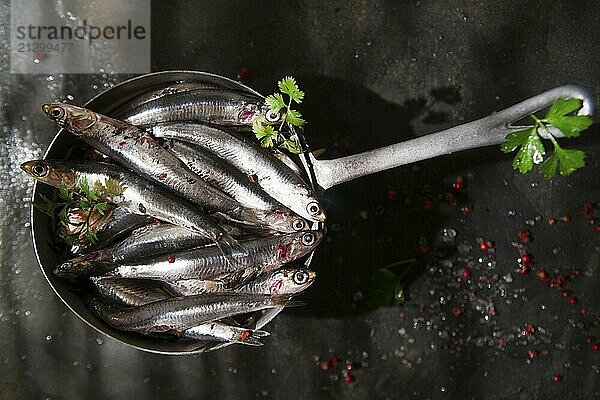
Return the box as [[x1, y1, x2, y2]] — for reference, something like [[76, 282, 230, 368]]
[[1, 1, 600, 399]]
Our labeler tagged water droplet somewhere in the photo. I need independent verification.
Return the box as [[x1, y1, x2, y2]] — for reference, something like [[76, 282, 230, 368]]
[[46, 335, 52, 341], [95, 337, 104, 345]]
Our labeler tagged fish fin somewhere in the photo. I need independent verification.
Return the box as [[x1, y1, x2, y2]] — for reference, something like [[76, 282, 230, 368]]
[[237, 337, 264, 347], [214, 233, 247, 266], [274, 297, 306, 308]]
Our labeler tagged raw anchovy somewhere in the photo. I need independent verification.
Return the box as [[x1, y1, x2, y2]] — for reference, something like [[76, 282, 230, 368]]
[[72, 223, 214, 264], [57, 231, 322, 281], [60, 206, 152, 255], [184, 322, 269, 346], [41, 103, 286, 231], [89, 278, 270, 346], [88, 293, 294, 334], [91, 277, 172, 306], [167, 140, 309, 233], [21, 160, 244, 260], [112, 81, 218, 117], [167, 267, 317, 296], [151, 123, 325, 222], [118, 89, 282, 127]]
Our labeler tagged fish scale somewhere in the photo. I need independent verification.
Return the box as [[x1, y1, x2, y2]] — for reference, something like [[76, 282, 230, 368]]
[[151, 122, 325, 222], [120, 89, 265, 127], [93, 231, 322, 282], [89, 293, 289, 334]]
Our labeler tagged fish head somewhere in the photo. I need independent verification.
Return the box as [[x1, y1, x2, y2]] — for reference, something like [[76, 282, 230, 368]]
[[20, 159, 77, 189], [42, 103, 98, 132], [263, 209, 310, 233], [278, 230, 324, 262], [304, 197, 326, 222], [267, 268, 317, 295]]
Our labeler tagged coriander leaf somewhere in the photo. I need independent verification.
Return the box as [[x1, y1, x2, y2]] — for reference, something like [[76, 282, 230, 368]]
[[543, 97, 593, 138], [284, 109, 306, 126], [34, 194, 58, 218], [512, 131, 545, 173], [260, 135, 274, 148], [94, 202, 109, 215], [266, 93, 286, 112], [252, 118, 265, 136], [58, 181, 73, 202], [79, 177, 92, 199], [278, 76, 304, 103], [258, 125, 277, 139], [104, 178, 124, 198], [60, 232, 79, 246], [279, 138, 300, 154], [500, 128, 532, 153], [85, 228, 98, 243]]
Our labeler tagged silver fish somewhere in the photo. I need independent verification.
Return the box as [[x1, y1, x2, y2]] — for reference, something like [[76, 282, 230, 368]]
[[167, 140, 309, 233], [21, 159, 244, 260], [71, 222, 215, 264], [42, 103, 290, 231], [118, 89, 283, 127], [112, 81, 218, 117], [57, 231, 322, 281], [89, 278, 270, 346], [91, 277, 172, 306], [88, 293, 294, 334], [167, 267, 317, 296], [151, 123, 325, 222]]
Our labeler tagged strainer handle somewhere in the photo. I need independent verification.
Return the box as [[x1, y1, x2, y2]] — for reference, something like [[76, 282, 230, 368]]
[[310, 85, 594, 190]]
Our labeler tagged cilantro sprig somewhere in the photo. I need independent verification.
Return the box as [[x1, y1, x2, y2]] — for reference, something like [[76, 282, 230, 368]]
[[35, 177, 122, 245], [501, 97, 593, 179], [253, 76, 307, 154]]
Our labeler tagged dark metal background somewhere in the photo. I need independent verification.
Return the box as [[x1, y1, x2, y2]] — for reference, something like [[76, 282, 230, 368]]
[[1, 1, 599, 399]]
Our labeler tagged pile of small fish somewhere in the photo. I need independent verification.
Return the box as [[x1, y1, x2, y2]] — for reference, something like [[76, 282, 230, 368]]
[[21, 80, 326, 349]]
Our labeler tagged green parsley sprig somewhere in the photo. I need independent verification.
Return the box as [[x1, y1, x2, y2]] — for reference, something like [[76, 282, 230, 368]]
[[253, 76, 307, 154], [501, 97, 593, 179], [35, 177, 122, 245]]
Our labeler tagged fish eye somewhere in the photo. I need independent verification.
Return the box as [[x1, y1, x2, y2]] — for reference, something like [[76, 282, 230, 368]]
[[265, 110, 281, 123], [301, 232, 315, 246], [292, 219, 306, 231], [32, 162, 48, 177], [306, 202, 320, 216], [50, 107, 64, 119], [293, 270, 309, 285]]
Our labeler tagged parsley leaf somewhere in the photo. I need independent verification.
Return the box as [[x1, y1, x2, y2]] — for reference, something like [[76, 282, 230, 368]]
[[543, 97, 593, 138], [278, 76, 304, 103], [540, 147, 586, 179], [266, 93, 286, 112], [500, 128, 531, 153], [501, 97, 592, 179], [512, 130, 545, 173], [279, 138, 300, 154], [285, 109, 306, 126]]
